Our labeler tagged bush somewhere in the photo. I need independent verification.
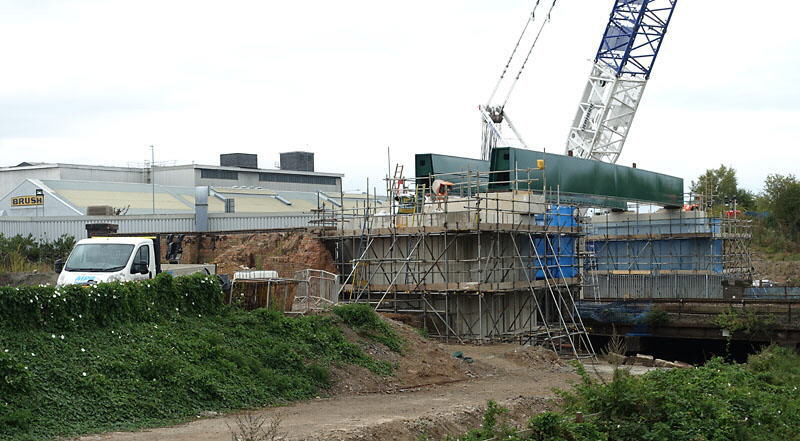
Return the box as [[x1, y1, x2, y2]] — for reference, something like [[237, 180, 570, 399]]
[[0, 305, 393, 440], [449, 346, 800, 441], [332, 303, 404, 353], [713, 307, 775, 336], [0, 234, 75, 272], [0, 272, 223, 330], [636, 308, 669, 327]]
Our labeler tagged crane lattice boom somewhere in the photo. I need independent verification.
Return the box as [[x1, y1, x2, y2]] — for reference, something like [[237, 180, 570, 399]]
[[566, 0, 678, 164]]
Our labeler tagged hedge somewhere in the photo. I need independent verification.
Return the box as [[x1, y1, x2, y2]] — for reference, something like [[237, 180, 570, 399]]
[[0, 273, 223, 330]]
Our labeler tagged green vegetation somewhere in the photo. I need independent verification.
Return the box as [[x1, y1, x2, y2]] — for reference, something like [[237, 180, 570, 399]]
[[691, 166, 800, 258], [448, 346, 800, 441], [444, 400, 517, 441], [691, 164, 756, 211], [0, 272, 222, 330], [756, 174, 800, 255], [0, 234, 75, 273], [333, 303, 404, 353], [713, 307, 776, 337], [636, 308, 669, 327], [0, 274, 398, 441]]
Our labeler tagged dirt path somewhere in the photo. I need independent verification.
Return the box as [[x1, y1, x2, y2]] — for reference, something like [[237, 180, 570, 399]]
[[78, 344, 580, 441]]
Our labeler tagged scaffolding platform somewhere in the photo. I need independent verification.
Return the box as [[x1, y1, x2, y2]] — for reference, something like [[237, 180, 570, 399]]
[[317, 167, 595, 359]]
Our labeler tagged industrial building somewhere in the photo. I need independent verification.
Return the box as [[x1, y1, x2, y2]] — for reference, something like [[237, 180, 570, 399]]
[[0, 151, 349, 217], [0, 178, 375, 217]]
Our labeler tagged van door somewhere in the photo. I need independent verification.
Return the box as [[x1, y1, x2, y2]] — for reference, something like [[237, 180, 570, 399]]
[[130, 245, 152, 280]]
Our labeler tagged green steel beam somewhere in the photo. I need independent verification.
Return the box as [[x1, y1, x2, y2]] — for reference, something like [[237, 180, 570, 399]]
[[489, 148, 683, 207], [414, 154, 490, 190]]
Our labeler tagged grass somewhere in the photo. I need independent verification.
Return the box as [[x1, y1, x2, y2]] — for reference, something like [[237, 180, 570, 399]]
[[752, 223, 800, 261], [0, 306, 397, 441], [0, 234, 75, 274], [332, 303, 404, 353], [0, 250, 51, 274], [447, 345, 800, 441]]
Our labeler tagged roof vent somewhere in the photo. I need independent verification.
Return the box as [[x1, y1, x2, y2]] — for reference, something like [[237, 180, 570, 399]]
[[220, 153, 258, 169], [280, 151, 314, 172]]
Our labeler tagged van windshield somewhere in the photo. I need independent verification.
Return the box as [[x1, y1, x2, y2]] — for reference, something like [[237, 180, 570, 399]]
[[64, 244, 135, 272]]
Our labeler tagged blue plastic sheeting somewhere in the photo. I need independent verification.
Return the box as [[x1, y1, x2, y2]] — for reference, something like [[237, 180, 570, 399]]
[[576, 300, 656, 336], [516, 206, 578, 280], [589, 238, 723, 273], [586, 217, 720, 237], [526, 206, 578, 279], [534, 206, 578, 227]]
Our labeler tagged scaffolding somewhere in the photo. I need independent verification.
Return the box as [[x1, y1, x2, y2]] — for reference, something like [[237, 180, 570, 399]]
[[316, 167, 595, 359], [583, 200, 754, 300]]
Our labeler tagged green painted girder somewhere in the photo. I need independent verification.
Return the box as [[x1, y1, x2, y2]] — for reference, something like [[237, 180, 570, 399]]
[[414, 154, 490, 191], [489, 148, 684, 208]]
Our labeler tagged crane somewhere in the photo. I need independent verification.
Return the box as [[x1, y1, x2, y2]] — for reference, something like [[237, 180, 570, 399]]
[[565, 0, 678, 163], [479, 0, 559, 161]]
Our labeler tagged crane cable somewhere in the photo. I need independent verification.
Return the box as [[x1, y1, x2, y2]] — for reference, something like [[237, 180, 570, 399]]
[[502, 0, 560, 108], [486, 0, 543, 105]]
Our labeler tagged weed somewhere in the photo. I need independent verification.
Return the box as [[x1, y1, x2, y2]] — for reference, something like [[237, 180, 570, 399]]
[[0, 234, 75, 274], [0, 301, 394, 440], [227, 414, 284, 441], [713, 307, 776, 337], [637, 308, 669, 326], [450, 345, 800, 441], [332, 303, 404, 353]]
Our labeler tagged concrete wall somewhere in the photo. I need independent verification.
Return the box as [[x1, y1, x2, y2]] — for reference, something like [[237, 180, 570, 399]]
[[426, 292, 544, 340], [340, 230, 576, 288]]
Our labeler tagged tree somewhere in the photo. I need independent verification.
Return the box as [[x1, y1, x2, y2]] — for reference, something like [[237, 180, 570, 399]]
[[761, 174, 800, 239], [691, 165, 750, 209], [735, 188, 757, 211]]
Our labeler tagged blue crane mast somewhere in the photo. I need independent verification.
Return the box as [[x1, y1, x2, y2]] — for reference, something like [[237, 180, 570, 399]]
[[565, 0, 678, 163]]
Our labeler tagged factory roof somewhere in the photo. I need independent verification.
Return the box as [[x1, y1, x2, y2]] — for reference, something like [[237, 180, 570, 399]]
[[0, 179, 380, 216], [0, 161, 343, 177]]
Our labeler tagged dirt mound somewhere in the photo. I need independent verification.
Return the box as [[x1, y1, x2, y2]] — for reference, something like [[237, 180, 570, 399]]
[[0, 271, 58, 287], [208, 231, 335, 277], [328, 317, 489, 396], [501, 346, 563, 368], [753, 254, 800, 284], [327, 396, 558, 441]]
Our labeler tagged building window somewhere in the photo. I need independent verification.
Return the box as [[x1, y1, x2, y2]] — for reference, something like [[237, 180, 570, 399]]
[[200, 169, 238, 180], [259, 173, 337, 186]]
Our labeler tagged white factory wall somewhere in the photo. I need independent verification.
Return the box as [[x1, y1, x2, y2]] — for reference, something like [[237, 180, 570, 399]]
[[0, 166, 60, 200], [58, 165, 147, 185], [0, 180, 83, 217], [152, 166, 196, 187], [0, 213, 314, 240]]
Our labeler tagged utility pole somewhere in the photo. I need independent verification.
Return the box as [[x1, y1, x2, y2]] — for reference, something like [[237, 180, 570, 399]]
[[150, 145, 155, 214]]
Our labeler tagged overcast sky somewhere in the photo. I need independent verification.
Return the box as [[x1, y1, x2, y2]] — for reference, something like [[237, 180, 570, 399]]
[[1, 0, 797, 193]]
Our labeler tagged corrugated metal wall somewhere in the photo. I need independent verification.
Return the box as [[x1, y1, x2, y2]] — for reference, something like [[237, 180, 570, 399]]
[[585, 274, 725, 299], [0, 213, 314, 240]]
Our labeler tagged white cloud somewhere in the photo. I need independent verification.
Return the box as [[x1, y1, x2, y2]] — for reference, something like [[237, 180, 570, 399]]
[[0, 0, 797, 193]]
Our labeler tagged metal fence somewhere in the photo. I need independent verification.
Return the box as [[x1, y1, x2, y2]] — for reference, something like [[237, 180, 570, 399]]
[[293, 269, 340, 312], [585, 274, 726, 299], [0, 213, 315, 240], [744, 286, 800, 300]]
